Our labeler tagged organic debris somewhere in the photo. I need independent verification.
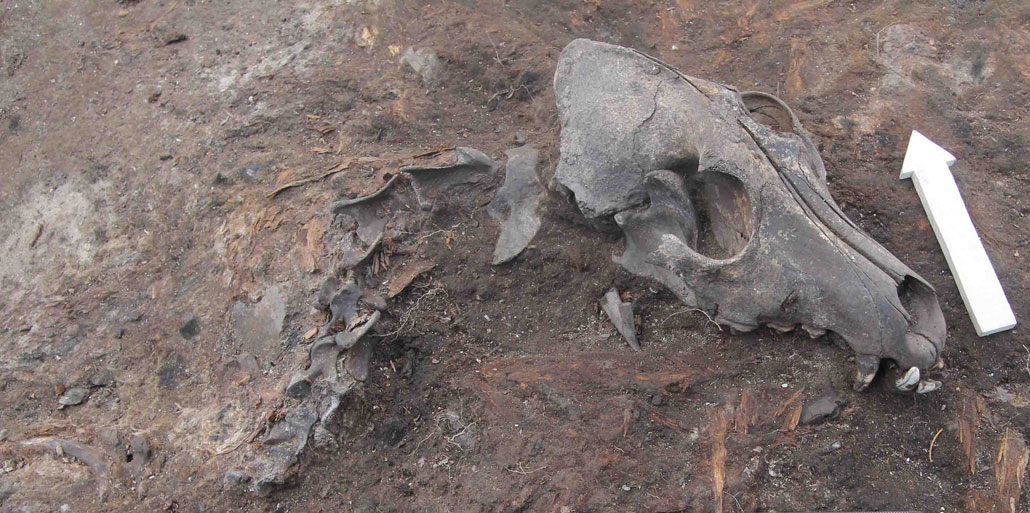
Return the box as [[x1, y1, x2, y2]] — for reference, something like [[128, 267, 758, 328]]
[[994, 428, 1029, 513], [386, 261, 435, 298], [710, 410, 729, 513], [959, 394, 984, 475]]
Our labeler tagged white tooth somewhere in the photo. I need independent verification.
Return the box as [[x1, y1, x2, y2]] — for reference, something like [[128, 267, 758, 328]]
[[895, 366, 920, 391], [767, 322, 794, 334], [916, 379, 941, 394], [853, 355, 880, 392]]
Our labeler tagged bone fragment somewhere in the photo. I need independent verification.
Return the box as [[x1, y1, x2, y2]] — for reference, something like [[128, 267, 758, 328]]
[[602, 288, 639, 351], [487, 146, 544, 265]]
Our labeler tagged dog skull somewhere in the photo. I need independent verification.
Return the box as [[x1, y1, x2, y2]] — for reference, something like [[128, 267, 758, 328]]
[[553, 39, 945, 391]]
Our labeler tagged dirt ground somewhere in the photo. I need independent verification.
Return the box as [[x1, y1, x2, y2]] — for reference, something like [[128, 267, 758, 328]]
[[1, 0, 1029, 512]]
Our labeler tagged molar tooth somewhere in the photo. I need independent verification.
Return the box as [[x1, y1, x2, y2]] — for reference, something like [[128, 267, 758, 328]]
[[801, 325, 826, 338], [767, 322, 794, 334]]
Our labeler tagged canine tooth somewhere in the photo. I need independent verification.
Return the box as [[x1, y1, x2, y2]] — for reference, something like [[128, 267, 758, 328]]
[[895, 367, 920, 391]]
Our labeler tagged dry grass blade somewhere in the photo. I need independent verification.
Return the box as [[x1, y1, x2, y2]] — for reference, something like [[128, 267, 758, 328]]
[[929, 427, 943, 463]]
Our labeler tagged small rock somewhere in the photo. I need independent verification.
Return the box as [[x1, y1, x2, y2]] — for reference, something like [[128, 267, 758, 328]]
[[0, 429, 7, 442], [120, 311, 143, 323], [99, 427, 121, 449], [179, 318, 200, 339], [58, 387, 89, 409], [236, 162, 273, 183], [800, 392, 845, 425], [816, 440, 842, 455], [89, 369, 115, 388], [129, 433, 151, 465], [236, 353, 260, 380], [223, 470, 250, 489], [650, 394, 665, 407], [400, 47, 444, 86]]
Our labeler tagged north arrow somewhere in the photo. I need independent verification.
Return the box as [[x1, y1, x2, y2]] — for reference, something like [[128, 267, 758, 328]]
[[900, 130, 1016, 336]]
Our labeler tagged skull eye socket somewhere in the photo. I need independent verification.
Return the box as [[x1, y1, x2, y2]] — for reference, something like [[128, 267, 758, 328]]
[[689, 172, 753, 260]]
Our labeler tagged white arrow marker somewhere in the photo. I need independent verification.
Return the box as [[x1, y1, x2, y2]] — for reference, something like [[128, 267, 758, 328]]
[[900, 130, 1016, 336]]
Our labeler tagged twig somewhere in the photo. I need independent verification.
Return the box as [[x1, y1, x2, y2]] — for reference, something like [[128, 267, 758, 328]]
[[266, 161, 350, 199], [506, 462, 547, 475], [875, 25, 889, 59], [29, 224, 43, 247], [445, 421, 476, 451], [660, 308, 722, 331], [725, 492, 744, 513], [929, 427, 944, 463], [409, 428, 439, 456], [1022, 345, 1030, 379], [486, 34, 505, 67], [149, 1, 178, 32]]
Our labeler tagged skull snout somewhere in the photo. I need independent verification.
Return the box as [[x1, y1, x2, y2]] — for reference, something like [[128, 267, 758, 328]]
[[894, 275, 946, 369]]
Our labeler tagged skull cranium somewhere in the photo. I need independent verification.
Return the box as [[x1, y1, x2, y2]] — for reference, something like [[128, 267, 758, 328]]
[[553, 39, 945, 391]]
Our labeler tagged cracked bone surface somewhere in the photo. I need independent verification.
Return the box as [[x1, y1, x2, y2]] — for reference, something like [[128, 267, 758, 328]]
[[553, 39, 946, 388]]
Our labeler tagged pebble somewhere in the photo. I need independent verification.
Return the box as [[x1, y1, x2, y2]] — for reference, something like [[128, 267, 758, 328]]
[[130, 433, 151, 465], [800, 392, 846, 425], [58, 387, 89, 409], [816, 440, 843, 455], [224, 471, 250, 488]]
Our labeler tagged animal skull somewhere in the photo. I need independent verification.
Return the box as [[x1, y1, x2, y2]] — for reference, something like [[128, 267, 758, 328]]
[[553, 39, 945, 392]]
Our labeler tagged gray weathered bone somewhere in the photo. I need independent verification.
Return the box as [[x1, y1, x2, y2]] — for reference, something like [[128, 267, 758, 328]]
[[255, 407, 318, 496], [488, 146, 545, 264], [402, 147, 499, 209], [554, 39, 946, 390], [602, 288, 639, 351]]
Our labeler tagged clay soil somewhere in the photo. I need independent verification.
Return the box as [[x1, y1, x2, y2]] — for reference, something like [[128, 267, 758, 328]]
[[2, 1, 1030, 512]]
